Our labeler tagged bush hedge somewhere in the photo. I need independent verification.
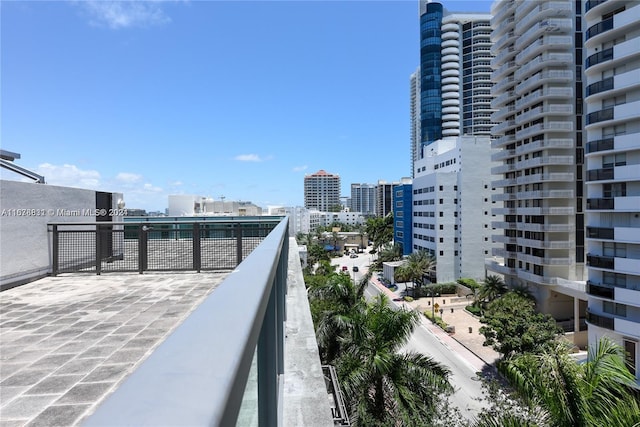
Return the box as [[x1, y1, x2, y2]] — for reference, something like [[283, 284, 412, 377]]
[[424, 311, 448, 330], [457, 278, 480, 290]]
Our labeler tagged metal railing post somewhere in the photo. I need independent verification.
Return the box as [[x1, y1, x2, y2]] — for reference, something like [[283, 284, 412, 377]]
[[193, 222, 201, 273], [52, 225, 59, 276], [236, 223, 243, 266], [138, 224, 148, 274], [96, 225, 102, 275], [258, 282, 278, 427]]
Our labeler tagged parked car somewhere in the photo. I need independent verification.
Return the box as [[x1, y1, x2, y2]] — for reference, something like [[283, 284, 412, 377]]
[[352, 266, 359, 272], [342, 266, 348, 271], [350, 254, 358, 258]]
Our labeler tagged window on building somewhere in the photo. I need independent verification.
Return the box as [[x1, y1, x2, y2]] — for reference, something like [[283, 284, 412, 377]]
[[439, 251, 444, 256], [603, 301, 627, 317], [624, 340, 637, 376]]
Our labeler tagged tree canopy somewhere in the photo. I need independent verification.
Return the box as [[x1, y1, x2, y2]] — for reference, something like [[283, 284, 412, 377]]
[[479, 292, 562, 358]]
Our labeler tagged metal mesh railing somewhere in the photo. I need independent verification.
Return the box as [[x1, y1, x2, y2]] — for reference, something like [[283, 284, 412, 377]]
[[50, 219, 282, 275]]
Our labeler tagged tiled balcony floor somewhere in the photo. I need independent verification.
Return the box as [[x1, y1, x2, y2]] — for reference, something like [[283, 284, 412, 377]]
[[0, 272, 225, 427]]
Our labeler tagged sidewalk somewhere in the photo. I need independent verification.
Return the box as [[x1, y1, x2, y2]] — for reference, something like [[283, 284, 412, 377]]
[[370, 277, 500, 369]]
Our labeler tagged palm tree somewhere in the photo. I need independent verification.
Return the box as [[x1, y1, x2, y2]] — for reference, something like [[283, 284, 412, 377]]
[[309, 272, 367, 364], [499, 338, 640, 427], [397, 250, 436, 297], [339, 294, 452, 426], [477, 274, 508, 305]]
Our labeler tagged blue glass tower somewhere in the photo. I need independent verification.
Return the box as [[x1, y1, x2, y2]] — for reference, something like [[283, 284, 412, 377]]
[[419, 2, 443, 149]]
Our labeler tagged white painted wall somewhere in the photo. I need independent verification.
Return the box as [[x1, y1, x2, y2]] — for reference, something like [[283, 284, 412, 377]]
[[0, 180, 123, 288]]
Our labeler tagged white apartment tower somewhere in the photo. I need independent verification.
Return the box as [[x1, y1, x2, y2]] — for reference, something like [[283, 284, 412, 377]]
[[440, 13, 495, 138], [304, 170, 341, 212], [412, 136, 500, 283], [488, 0, 588, 344], [350, 183, 376, 216], [582, 0, 640, 382]]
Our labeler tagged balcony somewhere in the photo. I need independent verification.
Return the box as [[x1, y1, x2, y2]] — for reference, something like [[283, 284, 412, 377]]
[[586, 167, 614, 182], [585, 0, 608, 14], [587, 198, 614, 210], [586, 137, 614, 154], [586, 227, 614, 240], [515, 53, 573, 80], [586, 309, 615, 330], [516, 36, 573, 65], [516, 172, 575, 185], [516, 104, 574, 125], [1, 217, 336, 427], [585, 16, 613, 41], [586, 77, 614, 97], [517, 269, 559, 285], [516, 206, 575, 216], [516, 189, 574, 199], [516, 238, 573, 250], [516, 70, 573, 95], [515, 138, 574, 155], [586, 107, 614, 125], [587, 254, 615, 269], [515, 87, 573, 111], [585, 47, 613, 69], [517, 222, 575, 233], [587, 281, 615, 299], [491, 134, 516, 149]]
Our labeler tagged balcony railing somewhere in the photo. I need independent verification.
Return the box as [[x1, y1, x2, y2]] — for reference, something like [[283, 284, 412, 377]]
[[586, 137, 614, 154], [49, 218, 281, 275], [586, 254, 615, 269], [83, 217, 290, 426], [586, 309, 614, 330], [586, 198, 615, 210], [587, 281, 615, 299], [586, 227, 614, 240], [586, 167, 614, 181]]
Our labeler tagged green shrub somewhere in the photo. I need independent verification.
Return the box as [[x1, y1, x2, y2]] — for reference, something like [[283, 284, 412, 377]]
[[403, 296, 414, 302], [465, 304, 482, 316], [457, 278, 480, 290], [424, 311, 448, 330]]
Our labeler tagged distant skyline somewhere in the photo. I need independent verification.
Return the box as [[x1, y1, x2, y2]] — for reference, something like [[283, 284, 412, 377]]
[[2, 0, 493, 211]]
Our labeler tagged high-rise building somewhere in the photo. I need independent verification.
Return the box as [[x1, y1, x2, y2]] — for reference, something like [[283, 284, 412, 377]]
[[413, 136, 499, 282], [416, 1, 495, 155], [410, 2, 497, 280], [582, 0, 640, 382], [487, 0, 588, 345], [304, 170, 341, 212], [350, 183, 376, 216], [393, 178, 413, 255], [375, 180, 396, 218], [410, 68, 422, 176]]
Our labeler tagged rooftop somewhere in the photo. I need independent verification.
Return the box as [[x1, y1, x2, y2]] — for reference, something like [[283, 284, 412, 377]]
[[0, 272, 225, 426]]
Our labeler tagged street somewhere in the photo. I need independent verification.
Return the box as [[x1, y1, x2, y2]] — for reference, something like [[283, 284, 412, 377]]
[[333, 251, 488, 421]]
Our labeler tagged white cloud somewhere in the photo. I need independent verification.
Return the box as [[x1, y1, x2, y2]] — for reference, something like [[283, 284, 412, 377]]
[[292, 165, 308, 172], [36, 163, 101, 189], [75, 1, 172, 29], [169, 180, 183, 186], [115, 172, 142, 183], [235, 154, 271, 162]]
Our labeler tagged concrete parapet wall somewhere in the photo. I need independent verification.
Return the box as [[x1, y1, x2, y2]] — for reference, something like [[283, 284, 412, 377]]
[[0, 180, 122, 289]]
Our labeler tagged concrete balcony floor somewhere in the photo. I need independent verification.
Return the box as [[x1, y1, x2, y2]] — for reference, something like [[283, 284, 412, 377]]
[[0, 272, 226, 426]]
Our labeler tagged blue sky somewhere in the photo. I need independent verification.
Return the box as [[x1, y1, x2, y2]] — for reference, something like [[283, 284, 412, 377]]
[[2, 0, 492, 212]]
